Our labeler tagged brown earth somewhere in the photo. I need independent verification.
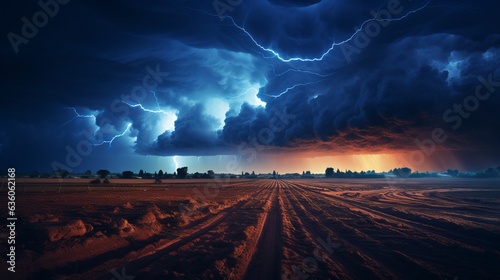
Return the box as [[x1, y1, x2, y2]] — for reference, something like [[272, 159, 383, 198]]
[[0, 178, 499, 279]]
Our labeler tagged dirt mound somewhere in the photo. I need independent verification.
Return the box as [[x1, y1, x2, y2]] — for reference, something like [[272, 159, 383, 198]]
[[122, 202, 134, 209], [29, 213, 60, 223], [117, 218, 136, 237], [47, 220, 93, 242], [134, 207, 167, 239]]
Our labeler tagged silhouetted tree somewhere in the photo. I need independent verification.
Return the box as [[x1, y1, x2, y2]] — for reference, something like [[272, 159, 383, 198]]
[[55, 169, 69, 178], [273, 170, 276, 178], [393, 167, 412, 177], [177, 167, 188, 179], [138, 170, 144, 178], [446, 169, 459, 177], [122, 171, 134, 179], [96, 169, 110, 179], [158, 170, 164, 178], [207, 170, 215, 178], [325, 167, 334, 178]]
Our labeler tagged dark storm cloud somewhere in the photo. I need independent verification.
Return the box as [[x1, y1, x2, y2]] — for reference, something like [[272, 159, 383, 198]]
[[146, 103, 222, 154], [1, 0, 500, 171]]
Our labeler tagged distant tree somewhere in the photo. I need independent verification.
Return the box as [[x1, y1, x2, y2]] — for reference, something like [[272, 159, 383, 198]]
[[122, 171, 134, 179], [273, 170, 276, 178], [138, 170, 144, 178], [55, 169, 69, 178], [446, 169, 459, 177], [306, 171, 311, 175], [158, 170, 164, 178], [325, 167, 334, 178], [96, 169, 110, 179], [251, 171, 255, 176], [84, 170, 92, 177], [207, 170, 215, 178], [177, 167, 188, 179], [302, 171, 305, 176], [393, 167, 412, 177]]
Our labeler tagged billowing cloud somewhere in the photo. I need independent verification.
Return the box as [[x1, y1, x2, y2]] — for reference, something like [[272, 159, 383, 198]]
[[1, 0, 499, 172]]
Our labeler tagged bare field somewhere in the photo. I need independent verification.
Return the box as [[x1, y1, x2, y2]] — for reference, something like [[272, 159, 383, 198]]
[[1, 178, 499, 279]]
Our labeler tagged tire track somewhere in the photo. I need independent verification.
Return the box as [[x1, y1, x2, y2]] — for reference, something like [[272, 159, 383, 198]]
[[244, 180, 283, 280]]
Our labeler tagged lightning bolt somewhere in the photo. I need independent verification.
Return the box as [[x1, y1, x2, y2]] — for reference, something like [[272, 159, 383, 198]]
[[122, 91, 170, 115], [173, 155, 179, 170], [61, 107, 96, 127], [199, 1, 430, 62], [272, 67, 335, 78], [92, 123, 132, 149], [263, 79, 326, 98]]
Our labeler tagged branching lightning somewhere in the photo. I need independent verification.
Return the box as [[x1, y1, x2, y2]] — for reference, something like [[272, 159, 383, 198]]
[[61, 107, 96, 127], [263, 79, 326, 98], [198, 1, 430, 62], [121, 91, 174, 115], [61, 107, 134, 150], [234, 2, 429, 62], [92, 123, 133, 149], [272, 68, 335, 78]]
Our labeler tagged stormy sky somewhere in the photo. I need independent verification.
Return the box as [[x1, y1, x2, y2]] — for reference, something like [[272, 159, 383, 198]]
[[1, 0, 499, 174]]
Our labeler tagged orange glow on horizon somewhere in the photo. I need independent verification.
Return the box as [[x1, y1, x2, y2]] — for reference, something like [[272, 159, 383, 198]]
[[261, 150, 466, 174]]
